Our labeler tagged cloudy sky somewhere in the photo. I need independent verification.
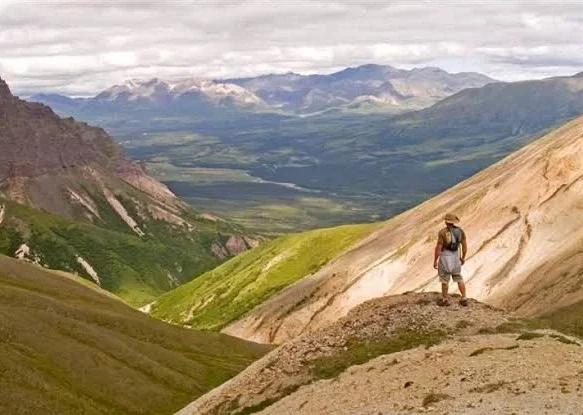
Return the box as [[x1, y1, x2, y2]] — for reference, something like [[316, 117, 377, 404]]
[[1, 0, 582, 95]]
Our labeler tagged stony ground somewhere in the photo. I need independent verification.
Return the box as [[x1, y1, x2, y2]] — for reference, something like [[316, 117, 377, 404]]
[[177, 293, 509, 415], [259, 333, 583, 415]]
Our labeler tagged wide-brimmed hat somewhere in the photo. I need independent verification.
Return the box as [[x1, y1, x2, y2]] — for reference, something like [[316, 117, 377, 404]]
[[444, 213, 460, 224]]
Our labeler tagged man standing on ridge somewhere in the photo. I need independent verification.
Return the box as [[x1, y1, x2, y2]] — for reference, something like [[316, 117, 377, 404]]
[[434, 213, 468, 306]]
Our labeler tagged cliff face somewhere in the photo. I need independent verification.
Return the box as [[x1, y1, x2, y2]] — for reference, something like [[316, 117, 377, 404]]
[[0, 78, 118, 180], [0, 75, 182, 219]]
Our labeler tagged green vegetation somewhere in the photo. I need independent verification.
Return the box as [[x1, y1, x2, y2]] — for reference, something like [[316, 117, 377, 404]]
[[517, 332, 545, 341], [309, 329, 446, 380], [0, 255, 270, 415], [151, 222, 378, 329], [550, 334, 580, 346], [484, 307, 583, 343], [0, 200, 239, 306], [153, 162, 361, 234]]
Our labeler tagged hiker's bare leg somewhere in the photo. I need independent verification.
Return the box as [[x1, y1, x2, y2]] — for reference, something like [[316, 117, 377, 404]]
[[458, 282, 466, 299], [441, 283, 449, 300]]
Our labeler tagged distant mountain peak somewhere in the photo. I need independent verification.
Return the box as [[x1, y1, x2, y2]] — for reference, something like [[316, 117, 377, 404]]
[[412, 66, 446, 73], [356, 63, 398, 70], [0, 76, 13, 101], [30, 64, 499, 115]]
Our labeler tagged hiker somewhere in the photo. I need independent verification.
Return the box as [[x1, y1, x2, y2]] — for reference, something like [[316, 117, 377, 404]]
[[433, 213, 468, 306]]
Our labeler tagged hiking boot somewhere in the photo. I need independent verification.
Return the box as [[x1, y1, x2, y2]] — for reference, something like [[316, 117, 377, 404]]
[[459, 298, 469, 307], [438, 298, 451, 307]]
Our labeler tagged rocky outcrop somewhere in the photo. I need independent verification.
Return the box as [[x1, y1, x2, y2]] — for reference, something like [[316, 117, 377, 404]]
[[225, 235, 250, 256], [178, 293, 508, 415], [259, 333, 583, 415]]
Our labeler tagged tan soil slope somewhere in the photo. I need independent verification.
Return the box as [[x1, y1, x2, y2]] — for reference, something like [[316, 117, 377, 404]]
[[177, 293, 509, 415], [260, 333, 583, 415], [224, 116, 583, 344]]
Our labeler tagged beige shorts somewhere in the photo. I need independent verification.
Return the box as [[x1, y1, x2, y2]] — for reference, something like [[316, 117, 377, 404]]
[[439, 274, 463, 284]]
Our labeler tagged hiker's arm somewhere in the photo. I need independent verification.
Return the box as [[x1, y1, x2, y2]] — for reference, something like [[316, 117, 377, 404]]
[[433, 242, 442, 269], [461, 238, 468, 265]]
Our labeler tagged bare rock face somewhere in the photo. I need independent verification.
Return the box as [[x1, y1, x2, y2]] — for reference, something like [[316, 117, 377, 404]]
[[225, 235, 250, 256], [0, 78, 11, 102], [0, 78, 118, 181], [0, 75, 181, 221]]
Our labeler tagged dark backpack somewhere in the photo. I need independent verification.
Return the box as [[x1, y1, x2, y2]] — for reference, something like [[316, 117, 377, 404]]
[[445, 227, 463, 251]]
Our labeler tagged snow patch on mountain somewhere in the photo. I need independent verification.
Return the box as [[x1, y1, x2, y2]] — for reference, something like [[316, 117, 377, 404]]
[[96, 77, 265, 107]]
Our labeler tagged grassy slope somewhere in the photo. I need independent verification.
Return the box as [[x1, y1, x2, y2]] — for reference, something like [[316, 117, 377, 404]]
[[0, 255, 270, 415], [151, 223, 377, 330], [0, 200, 228, 306]]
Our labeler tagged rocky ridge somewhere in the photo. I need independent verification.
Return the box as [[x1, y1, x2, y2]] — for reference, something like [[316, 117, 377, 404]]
[[177, 293, 509, 415], [259, 332, 583, 415], [31, 64, 495, 116], [224, 64, 496, 113]]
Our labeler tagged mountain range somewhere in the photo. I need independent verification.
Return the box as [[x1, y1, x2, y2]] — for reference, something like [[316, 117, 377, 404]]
[[95, 70, 582, 234], [150, 115, 583, 344], [0, 76, 256, 306], [225, 64, 495, 113], [31, 64, 495, 116]]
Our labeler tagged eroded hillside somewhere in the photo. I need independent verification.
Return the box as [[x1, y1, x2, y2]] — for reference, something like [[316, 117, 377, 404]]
[[219, 115, 583, 343], [0, 76, 256, 305]]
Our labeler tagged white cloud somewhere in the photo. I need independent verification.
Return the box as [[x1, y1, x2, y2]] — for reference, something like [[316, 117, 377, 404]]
[[0, 0, 581, 95]]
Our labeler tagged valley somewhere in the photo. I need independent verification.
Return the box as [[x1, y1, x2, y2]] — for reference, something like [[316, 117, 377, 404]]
[[150, 114, 583, 345], [35, 71, 583, 233], [3, 2, 583, 414]]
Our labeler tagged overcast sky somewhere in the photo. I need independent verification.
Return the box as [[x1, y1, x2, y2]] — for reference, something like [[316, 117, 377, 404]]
[[1, 0, 582, 95]]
